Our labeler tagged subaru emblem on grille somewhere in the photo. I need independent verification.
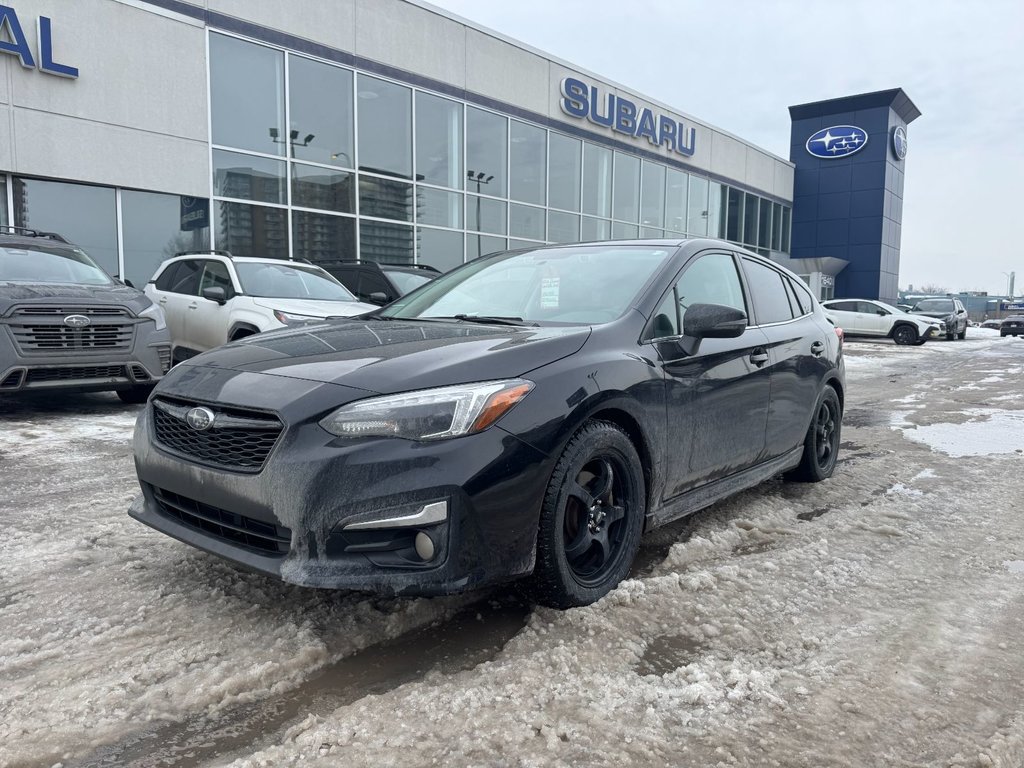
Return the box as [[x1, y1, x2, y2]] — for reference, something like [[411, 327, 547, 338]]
[[185, 407, 216, 431], [63, 314, 91, 328]]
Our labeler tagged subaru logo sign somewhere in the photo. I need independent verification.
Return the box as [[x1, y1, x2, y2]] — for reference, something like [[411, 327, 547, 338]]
[[805, 125, 868, 159], [892, 125, 908, 160], [185, 407, 215, 431], [62, 314, 91, 328]]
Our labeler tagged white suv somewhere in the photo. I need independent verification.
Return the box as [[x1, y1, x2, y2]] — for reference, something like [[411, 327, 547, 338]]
[[145, 252, 375, 362], [821, 299, 942, 345]]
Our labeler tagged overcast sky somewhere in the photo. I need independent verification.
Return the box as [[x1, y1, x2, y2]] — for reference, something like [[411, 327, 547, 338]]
[[429, 0, 1024, 296]]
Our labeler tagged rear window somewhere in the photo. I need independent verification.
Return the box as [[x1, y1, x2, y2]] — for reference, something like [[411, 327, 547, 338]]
[[384, 270, 432, 295], [0, 244, 113, 285]]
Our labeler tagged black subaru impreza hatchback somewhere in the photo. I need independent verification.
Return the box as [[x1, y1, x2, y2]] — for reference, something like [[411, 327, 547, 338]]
[[130, 240, 844, 607]]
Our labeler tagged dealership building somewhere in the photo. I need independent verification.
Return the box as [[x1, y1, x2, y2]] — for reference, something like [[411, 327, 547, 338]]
[[0, 0, 917, 303]]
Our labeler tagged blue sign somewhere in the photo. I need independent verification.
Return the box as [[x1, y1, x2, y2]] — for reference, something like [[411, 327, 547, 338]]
[[1002, 302, 1024, 311], [180, 197, 209, 232], [560, 77, 696, 158], [892, 125, 908, 160], [0, 4, 78, 78], [805, 125, 868, 159]]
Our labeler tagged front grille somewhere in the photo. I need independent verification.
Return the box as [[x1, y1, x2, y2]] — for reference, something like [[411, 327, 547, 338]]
[[15, 306, 129, 317], [151, 397, 283, 472], [152, 486, 291, 555], [25, 365, 128, 383], [130, 364, 150, 381], [9, 306, 135, 354]]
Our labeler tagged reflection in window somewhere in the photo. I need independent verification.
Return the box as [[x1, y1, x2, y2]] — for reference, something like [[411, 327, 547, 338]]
[[641, 227, 664, 239], [417, 226, 463, 272], [582, 144, 612, 218], [726, 187, 742, 242], [357, 75, 412, 179], [708, 182, 725, 239], [509, 204, 545, 240], [612, 152, 640, 223], [121, 190, 210, 288], [12, 177, 119, 276], [288, 55, 353, 169], [581, 216, 610, 241], [216, 201, 288, 259], [548, 133, 581, 212], [467, 107, 507, 197], [291, 164, 354, 214], [509, 121, 546, 205], [772, 203, 783, 251], [467, 195, 506, 234], [665, 169, 687, 234], [417, 187, 462, 228], [758, 197, 772, 249], [292, 210, 356, 263], [743, 193, 759, 245], [359, 176, 414, 221], [210, 34, 284, 155], [416, 92, 462, 189], [686, 175, 709, 236], [548, 211, 580, 243], [640, 161, 665, 229], [361, 219, 414, 263], [676, 252, 745, 313], [466, 234, 506, 260], [611, 221, 638, 239], [743, 257, 794, 324], [213, 149, 286, 204], [781, 207, 791, 252], [0, 176, 6, 227]]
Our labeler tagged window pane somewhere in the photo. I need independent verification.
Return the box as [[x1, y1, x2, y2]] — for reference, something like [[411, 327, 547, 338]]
[[641, 227, 664, 238], [213, 149, 286, 204], [417, 226, 463, 272], [289, 55, 353, 168], [210, 33, 284, 155], [548, 211, 580, 243], [466, 234, 506, 260], [758, 197, 772, 249], [726, 187, 742, 242], [549, 133, 581, 212], [509, 238, 544, 250], [121, 190, 211, 289], [665, 169, 687, 234], [708, 182, 724, 239], [416, 92, 462, 189], [612, 152, 640, 223], [611, 221, 638, 239], [781, 207, 791, 252], [417, 187, 462, 228], [581, 216, 610, 241], [361, 220, 414, 263], [677, 252, 746, 314], [582, 143, 611, 217], [743, 257, 794, 324], [359, 176, 414, 221], [686, 175, 709, 236], [12, 177, 118, 276], [771, 202, 782, 251], [357, 75, 412, 179], [292, 210, 355, 263], [509, 203, 545, 240], [215, 201, 288, 259], [466, 108, 507, 197], [0, 176, 7, 227], [640, 161, 665, 230], [467, 195, 506, 234], [291, 164, 354, 213], [743, 193, 759, 245], [509, 121, 546, 205]]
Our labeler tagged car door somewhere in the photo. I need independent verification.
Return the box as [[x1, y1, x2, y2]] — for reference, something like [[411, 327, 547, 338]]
[[857, 301, 890, 334], [151, 259, 202, 352], [823, 300, 865, 334], [185, 259, 235, 352], [649, 251, 772, 500]]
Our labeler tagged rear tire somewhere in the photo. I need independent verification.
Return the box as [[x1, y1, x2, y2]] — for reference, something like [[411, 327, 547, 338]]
[[530, 420, 646, 609], [786, 387, 842, 483], [117, 385, 154, 405], [892, 325, 917, 346]]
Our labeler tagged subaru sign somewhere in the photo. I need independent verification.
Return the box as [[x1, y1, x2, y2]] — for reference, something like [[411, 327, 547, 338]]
[[805, 125, 868, 159], [892, 125, 908, 160], [559, 77, 696, 158], [0, 5, 78, 78]]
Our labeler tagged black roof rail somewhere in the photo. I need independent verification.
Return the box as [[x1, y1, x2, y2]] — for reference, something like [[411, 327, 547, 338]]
[[379, 262, 440, 273], [0, 225, 70, 243], [174, 249, 234, 258]]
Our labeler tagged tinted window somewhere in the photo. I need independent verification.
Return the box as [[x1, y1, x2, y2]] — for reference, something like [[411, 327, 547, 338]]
[[215, 201, 288, 259], [292, 210, 356, 263], [742, 257, 794, 324], [687, 175, 709, 236], [665, 169, 687, 234], [357, 75, 412, 179], [166, 260, 202, 295], [826, 301, 857, 312], [787, 277, 813, 315], [509, 121, 546, 205], [418, 187, 462, 228], [415, 92, 462, 189], [154, 262, 180, 291], [582, 144, 612, 218], [213, 149, 286, 204], [857, 301, 882, 314], [210, 34, 284, 155], [199, 260, 233, 295], [648, 289, 680, 339], [726, 188, 742, 242], [417, 227, 463, 272], [467, 196, 506, 235], [743, 194, 758, 245], [466, 108, 507, 197], [384, 270, 432, 295], [640, 161, 665, 230], [361, 220, 414, 264], [234, 262, 356, 300], [548, 133, 581, 212], [289, 55, 353, 168], [291, 165, 355, 214], [359, 176, 414, 221], [0, 176, 7, 227], [122, 190, 211, 288], [612, 152, 640, 223], [676, 252, 746, 314]]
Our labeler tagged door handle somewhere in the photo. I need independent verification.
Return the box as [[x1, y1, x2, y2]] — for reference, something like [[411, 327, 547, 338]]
[[187, 302, 198, 310], [749, 348, 769, 367], [158, 297, 167, 305], [810, 341, 825, 357]]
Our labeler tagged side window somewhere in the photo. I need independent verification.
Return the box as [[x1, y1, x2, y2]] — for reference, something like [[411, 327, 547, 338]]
[[787, 278, 813, 315], [829, 301, 857, 312], [644, 252, 745, 340], [359, 270, 391, 300], [647, 289, 680, 339], [167, 259, 202, 295], [199, 260, 233, 296], [153, 262, 180, 291], [856, 301, 880, 314], [742, 257, 795, 325]]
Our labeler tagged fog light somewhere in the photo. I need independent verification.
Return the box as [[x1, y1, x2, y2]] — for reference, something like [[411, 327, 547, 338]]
[[414, 531, 435, 561]]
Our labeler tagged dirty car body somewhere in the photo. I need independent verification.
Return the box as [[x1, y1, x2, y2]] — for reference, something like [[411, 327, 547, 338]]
[[129, 240, 845, 604]]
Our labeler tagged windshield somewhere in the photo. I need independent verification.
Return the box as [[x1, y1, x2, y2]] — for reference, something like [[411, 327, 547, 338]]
[[0, 245, 114, 285], [235, 262, 358, 301], [384, 269, 433, 295], [912, 298, 955, 313], [380, 244, 674, 325]]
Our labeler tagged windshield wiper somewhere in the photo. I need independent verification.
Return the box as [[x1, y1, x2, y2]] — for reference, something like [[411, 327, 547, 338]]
[[446, 314, 536, 327]]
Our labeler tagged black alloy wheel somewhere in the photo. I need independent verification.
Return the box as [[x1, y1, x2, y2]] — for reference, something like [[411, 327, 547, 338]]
[[892, 325, 917, 345], [531, 421, 645, 608], [787, 387, 842, 483]]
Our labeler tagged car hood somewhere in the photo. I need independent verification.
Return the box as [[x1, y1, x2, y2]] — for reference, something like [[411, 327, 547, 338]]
[[250, 296, 376, 317], [175, 319, 592, 394], [910, 310, 954, 320], [0, 281, 151, 315]]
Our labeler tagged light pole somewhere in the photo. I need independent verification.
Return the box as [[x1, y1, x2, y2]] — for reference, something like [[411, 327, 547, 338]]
[[467, 169, 493, 257]]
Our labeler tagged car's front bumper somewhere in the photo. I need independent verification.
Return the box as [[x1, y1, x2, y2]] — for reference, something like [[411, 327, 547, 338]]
[[129, 402, 553, 596]]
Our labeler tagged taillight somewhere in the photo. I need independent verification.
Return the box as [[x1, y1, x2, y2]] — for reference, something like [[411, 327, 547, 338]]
[[834, 326, 844, 344]]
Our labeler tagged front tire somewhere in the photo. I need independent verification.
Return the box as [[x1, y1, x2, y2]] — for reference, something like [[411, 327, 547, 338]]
[[957, 327, 967, 340], [786, 387, 842, 483], [892, 325, 917, 345], [530, 421, 646, 609]]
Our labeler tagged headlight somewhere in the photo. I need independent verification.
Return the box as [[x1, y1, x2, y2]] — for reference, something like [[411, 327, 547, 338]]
[[137, 302, 166, 331], [320, 379, 534, 441], [273, 309, 320, 325]]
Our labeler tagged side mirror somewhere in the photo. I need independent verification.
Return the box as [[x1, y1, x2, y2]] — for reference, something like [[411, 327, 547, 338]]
[[368, 291, 389, 305], [202, 286, 228, 305], [683, 303, 748, 339]]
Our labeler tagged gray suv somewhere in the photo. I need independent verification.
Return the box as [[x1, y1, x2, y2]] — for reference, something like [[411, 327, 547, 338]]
[[0, 227, 171, 403]]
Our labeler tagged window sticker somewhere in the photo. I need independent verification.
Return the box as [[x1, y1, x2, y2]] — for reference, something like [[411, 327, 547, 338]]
[[541, 276, 561, 308]]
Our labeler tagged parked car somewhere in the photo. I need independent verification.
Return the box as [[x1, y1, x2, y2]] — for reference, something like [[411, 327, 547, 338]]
[[318, 260, 440, 306], [908, 296, 969, 340], [821, 298, 941, 345], [1001, 315, 1024, 337], [0, 226, 170, 403], [129, 239, 845, 608], [982, 319, 1003, 330], [145, 252, 376, 363]]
